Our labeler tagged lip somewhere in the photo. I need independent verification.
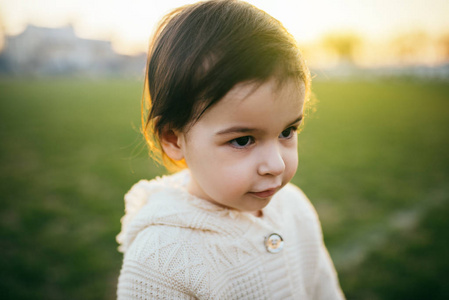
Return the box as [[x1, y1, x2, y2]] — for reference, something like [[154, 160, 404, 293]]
[[249, 187, 279, 198]]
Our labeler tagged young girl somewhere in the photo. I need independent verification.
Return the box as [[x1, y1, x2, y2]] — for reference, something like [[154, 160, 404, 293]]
[[117, 0, 344, 299]]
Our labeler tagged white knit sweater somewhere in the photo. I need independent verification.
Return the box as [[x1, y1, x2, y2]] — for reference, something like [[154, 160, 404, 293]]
[[117, 170, 344, 299]]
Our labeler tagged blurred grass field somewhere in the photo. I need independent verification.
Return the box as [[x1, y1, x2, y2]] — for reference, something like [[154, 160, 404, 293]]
[[1, 78, 448, 299]]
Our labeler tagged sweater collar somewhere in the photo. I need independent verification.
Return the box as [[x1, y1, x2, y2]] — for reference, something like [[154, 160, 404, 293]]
[[117, 170, 283, 252]]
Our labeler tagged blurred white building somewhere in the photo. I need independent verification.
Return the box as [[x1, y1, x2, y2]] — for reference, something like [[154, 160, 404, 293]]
[[0, 25, 146, 77]]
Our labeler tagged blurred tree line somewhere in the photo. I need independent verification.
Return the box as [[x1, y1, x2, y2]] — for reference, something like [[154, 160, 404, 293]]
[[302, 29, 449, 68]]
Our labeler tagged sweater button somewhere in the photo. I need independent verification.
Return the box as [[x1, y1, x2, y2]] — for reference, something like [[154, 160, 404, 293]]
[[265, 233, 284, 253]]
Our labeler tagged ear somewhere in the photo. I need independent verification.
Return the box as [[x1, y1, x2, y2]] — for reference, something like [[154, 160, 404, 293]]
[[160, 127, 184, 161]]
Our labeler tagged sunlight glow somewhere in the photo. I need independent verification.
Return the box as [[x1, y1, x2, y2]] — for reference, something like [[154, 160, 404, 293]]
[[0, 0, 448, 61]]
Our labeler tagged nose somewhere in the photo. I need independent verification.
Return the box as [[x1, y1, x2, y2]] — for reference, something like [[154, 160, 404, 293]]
[[257, 143, 285, 176]]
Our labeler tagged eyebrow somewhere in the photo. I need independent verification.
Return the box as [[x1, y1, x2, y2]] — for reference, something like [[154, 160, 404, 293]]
[[215, 114, 303, 136]]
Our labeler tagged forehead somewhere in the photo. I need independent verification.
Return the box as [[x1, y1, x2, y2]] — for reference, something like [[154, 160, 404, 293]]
[[227, 78, 304, 106], [195, 78, 305, 130]]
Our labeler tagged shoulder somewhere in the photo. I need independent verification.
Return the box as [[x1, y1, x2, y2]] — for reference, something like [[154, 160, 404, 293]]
[[125, 223, 208, 262], [120, 220, 261, 298], [120, 225, 212, 297], [125, 221, 256, 274], [117, 171, 192, 252]]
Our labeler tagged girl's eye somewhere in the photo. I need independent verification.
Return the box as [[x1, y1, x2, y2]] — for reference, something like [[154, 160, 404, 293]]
[[230, 136, 253, 148], [279, 127, 296, 139]]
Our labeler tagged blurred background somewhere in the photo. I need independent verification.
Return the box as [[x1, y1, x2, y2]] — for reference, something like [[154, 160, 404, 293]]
[[0, 0, 448, 299]]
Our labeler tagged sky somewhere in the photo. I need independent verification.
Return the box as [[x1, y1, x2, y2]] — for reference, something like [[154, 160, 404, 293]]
[[1, 0, 448, 55]]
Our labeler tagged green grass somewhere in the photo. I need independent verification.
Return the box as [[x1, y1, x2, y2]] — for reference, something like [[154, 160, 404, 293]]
[[1, 78, 448, 299]]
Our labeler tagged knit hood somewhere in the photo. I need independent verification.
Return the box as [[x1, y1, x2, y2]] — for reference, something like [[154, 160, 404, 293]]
[[116, 170, 260, 253]]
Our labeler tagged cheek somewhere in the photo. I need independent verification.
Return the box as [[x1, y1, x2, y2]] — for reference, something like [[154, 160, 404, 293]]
[[209, 156, 254, 190], [284, 147, 299, 179], [186, 142, 251, 187]]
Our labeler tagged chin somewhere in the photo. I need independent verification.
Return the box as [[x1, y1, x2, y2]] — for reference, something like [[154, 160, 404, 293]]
[[243, 200, 271, 213]]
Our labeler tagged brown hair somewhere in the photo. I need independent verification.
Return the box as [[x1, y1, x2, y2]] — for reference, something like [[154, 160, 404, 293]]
[[142, 0, 311, 170]]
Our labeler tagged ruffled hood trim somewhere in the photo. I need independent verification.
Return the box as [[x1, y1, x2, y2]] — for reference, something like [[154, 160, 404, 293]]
[[116, 170, 264, 253]]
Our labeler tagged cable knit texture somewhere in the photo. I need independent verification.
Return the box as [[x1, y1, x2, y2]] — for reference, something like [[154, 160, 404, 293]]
[[117, 170, 345, 299]]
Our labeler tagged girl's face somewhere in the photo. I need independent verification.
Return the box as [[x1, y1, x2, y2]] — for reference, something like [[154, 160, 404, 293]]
[[178, 78, 305, 216]]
